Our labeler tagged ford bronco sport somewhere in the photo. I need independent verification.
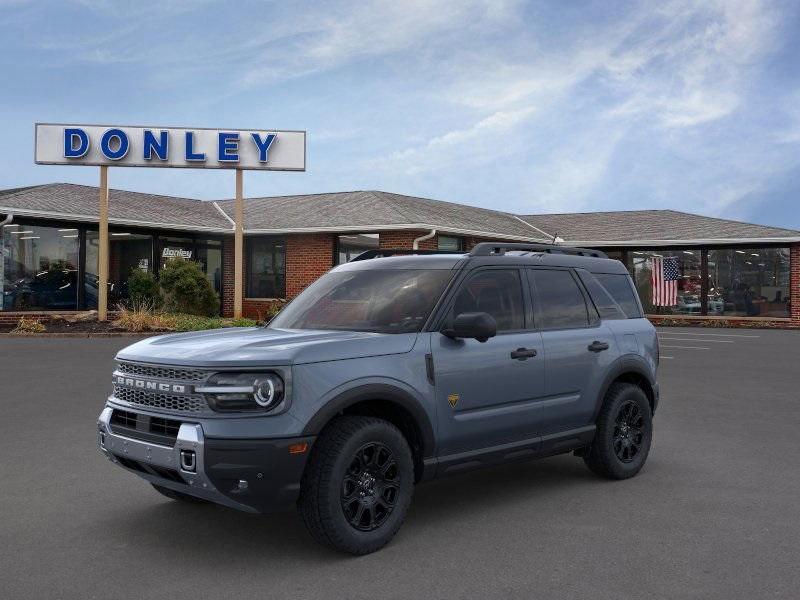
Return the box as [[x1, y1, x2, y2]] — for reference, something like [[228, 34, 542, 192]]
[[97, 242, 659, 555]]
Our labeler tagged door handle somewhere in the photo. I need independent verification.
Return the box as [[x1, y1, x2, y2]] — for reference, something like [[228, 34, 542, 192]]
[[588, 341, 610, 352], [510, 347, 537, 360]]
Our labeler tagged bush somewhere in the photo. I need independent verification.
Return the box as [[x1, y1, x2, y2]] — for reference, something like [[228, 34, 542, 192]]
[[114, 304, 173, 332], [127, 269, 161, 308], [11, 317, 46, 334], [158, 259, 220, 317]]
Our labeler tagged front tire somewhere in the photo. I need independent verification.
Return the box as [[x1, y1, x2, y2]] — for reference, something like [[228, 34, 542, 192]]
[[584, 383, 653, 479], [298, 416, 414, 555]]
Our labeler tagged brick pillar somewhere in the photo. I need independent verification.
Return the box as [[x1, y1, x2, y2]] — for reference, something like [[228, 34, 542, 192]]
[[791, 244, 800, 325], [221, 237, 235, 317], [285, 233, 336, 297]]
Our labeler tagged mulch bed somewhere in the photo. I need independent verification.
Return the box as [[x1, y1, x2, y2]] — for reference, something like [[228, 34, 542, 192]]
[[0, 318, 169, 335]]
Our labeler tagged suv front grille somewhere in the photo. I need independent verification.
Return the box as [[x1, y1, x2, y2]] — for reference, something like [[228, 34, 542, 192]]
[[112, 384, 209, 414], [109, 409, 184, 446], [117, 361, 209, 382]]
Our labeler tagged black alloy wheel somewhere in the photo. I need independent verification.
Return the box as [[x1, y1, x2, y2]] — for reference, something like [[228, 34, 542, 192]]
[[340, 442, 400, 531], [298, 415, 414, 555], [612, 400, 644, 463], [583, 382, 653, 480]]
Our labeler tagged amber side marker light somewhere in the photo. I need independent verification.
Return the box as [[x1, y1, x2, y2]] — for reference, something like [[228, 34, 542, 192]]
[[289, 442, 309, 455]]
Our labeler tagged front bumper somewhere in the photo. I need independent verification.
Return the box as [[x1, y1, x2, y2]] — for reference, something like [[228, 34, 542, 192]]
[[97, 407, 314, 513]]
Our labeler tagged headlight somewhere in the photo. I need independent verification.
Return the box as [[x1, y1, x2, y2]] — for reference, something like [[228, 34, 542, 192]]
[[197, 372, 284, 412]]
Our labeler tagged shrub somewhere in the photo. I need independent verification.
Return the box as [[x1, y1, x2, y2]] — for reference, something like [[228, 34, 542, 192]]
[[11, 317, 46, 334], [114, 304, 174, 332], [127, 269, 161, 308], [159, 259, 220, 317]]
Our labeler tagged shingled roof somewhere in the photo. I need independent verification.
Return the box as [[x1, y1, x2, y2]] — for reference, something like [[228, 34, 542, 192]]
[[0, 183, 230, 232], [519, 210, 800, 245], [1, 183, 798, 244], [215, 190, 548, 240]]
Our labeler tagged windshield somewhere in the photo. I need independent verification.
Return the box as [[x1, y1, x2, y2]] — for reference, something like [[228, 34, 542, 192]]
[[269, 269, 454, 333]]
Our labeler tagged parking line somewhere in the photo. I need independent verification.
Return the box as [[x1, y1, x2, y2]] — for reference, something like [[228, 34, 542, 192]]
[[660, 356, 674, 359], [658, 337, 733, 343], [656, 331, 759, 338], [660, 345, 710, 350]]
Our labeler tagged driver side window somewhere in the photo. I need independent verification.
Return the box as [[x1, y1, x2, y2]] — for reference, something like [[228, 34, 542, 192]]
[[448, 269, 525, 331]]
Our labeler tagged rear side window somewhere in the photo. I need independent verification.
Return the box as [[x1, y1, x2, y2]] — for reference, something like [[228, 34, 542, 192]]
[[530, 269, 589, 329], [594, 273, 643, 318], [577, 270, 626, 320]]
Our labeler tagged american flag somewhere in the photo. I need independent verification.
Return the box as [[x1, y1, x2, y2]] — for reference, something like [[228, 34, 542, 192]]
[[651, 256, 679, 306]]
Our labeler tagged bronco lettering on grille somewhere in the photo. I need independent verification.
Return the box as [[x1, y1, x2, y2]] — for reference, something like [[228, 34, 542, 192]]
[[115, 376, 189, 394]]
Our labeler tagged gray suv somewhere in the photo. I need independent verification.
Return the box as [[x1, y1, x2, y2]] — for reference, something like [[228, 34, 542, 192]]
[[97, 243, 659, 554]]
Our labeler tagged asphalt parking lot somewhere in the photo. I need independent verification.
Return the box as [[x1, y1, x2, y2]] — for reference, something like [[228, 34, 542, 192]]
[[1, 327, 799, 600]]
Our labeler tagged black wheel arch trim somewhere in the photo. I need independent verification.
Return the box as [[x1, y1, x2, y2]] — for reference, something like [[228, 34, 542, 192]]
[[301, 383, 436, 460], [594, 356, 657, 420]]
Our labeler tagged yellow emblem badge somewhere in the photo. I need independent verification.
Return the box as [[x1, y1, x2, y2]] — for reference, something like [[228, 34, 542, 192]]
[[447, 393, 460, 408]]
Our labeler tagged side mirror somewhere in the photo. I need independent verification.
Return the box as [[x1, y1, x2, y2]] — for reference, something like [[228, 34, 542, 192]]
[[443, 312, 497, 343]]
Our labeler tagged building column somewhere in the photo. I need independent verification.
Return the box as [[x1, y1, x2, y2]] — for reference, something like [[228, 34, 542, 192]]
[[791, 244, 800, 326]]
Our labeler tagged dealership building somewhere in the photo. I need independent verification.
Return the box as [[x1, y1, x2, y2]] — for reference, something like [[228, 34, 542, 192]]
[[1, 182, 799, 328]]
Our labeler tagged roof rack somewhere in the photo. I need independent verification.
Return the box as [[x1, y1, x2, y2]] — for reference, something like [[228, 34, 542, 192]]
[[349, 248, 466, 262], [469, 242, 608, 259]]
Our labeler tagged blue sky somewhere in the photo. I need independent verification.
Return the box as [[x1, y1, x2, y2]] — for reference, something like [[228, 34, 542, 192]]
[[1, 0, 799, 228]]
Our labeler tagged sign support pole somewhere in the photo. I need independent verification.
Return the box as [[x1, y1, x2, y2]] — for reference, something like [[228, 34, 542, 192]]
[[234, 168, 244, 319], [98, 166, 109, 321]]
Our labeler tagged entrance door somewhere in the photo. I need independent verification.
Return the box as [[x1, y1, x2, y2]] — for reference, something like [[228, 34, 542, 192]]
[[431, 268, 545, 456]]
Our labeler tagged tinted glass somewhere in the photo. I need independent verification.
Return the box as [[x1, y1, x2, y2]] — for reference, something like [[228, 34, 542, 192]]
[[270, 269, 453, 333], [531, 269, 589, 329], [595, 273, 642, 318], [631, 249, 701, 315], [85, 230, 154, 308], [2, 224, 80, 310], [336, 233, 379, 264], [707, 248, 789, 318], [577, 270, 626, 320], [247, 237, 286, 298], [448, 269, 524, 331], [438, 235, 464, 251]]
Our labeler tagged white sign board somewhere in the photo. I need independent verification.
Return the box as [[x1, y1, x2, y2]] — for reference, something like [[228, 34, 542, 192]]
[[34, 123, 306, 171]]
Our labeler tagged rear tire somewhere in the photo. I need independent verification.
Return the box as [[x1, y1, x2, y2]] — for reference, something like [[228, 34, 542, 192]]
[[298, 416, 414, 555], [151, 483, 208, 504], [584, 383, 652, 479]]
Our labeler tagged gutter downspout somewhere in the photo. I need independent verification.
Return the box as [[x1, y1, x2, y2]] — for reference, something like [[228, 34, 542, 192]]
[[413, 228, 437, 250], [0, 213, 12, 227]]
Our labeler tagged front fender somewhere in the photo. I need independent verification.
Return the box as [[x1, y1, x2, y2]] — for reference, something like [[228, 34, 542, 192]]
[[300, 380, 436, 459]]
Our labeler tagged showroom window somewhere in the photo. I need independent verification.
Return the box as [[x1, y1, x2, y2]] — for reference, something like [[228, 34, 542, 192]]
[[247, 236, 285, 298], [706, 248, 790, 318], [1, 223, 80, 311], [438, 235, 464, 251], [631, 249, 702, 315], [85, 230, 154, 309], [336, 233, 379, 264]]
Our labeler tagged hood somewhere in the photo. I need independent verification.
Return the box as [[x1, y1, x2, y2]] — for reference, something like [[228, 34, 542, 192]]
[[116, 327, 418, 367]]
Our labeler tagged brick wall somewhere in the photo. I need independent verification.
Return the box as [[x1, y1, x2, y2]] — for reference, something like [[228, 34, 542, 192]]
[[378, 231, 494, 251], [378, 230, 438, 250], [791, 243, 800, 325], [221, 237, 235, 317], [225, 233, 335, 321]]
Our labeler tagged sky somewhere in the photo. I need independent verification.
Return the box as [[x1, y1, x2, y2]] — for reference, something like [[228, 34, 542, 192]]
[[1, 0, 799, 228]]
